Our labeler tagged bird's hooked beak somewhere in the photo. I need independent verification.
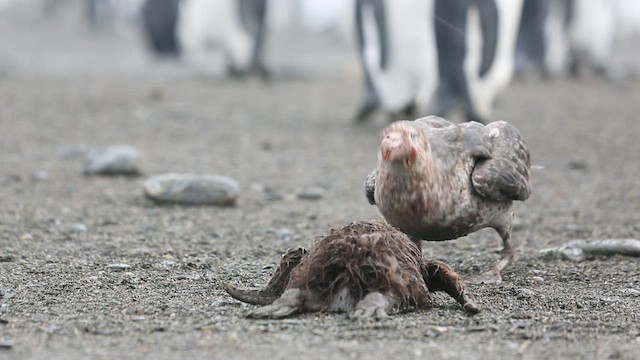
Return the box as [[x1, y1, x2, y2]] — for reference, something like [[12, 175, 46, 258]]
[[380, 131, 406, 162]]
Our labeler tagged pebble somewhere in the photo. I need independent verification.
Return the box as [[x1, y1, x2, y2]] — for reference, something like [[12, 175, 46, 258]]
[[297, 186, 325, 200], [106, 263, 131, 272], [541, 239, 640, 262], [620, 288, 640, 297], [531, 276, 544, 284], [559, 247, 586, 262], [83, 145, 142, 176], [58, 145, 90, 159], [516, 288, 536, 299], [0, 339, 12, 350], [30, 170, 49, 181], [19, 234, 33, 241], [275, 228, 295, 240], [70, 223, 88, 233], [143, 173, 239, 206]]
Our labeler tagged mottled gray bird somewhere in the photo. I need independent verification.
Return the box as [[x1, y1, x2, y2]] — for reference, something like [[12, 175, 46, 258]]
[[365, 116, 531, 283]]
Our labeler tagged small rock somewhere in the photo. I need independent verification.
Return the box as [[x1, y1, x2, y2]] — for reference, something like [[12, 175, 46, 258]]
[[620, 288, 640, 297], [297, 186, 325, 200], [70, 223, 88, 233], [568, 239, 640, 257], [275, 228, 294, 240], [106, 263, 131, 272], [144, 173, 239, 206], [559, 247, 586, 262], [531, 276, 544, 284], [19, 234, 33, 241], [0, 318, 8, 324], [30, 170, 49, 182], [83, 145, 142, 176], [0, 339, 12, 350], [567, 160, 589, 171], [508, 320, 532, 332], [516, 288, 535, 299], [263, 186, 283, 201], [58, 145, 90, 159]]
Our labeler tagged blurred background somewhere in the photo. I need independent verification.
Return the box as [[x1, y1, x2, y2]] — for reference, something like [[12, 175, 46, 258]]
[[0, 0, 638, 91], [0, 0, 360, 79]]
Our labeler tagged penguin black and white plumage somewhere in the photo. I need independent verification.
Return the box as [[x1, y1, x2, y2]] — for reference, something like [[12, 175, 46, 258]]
[[142, 0, 182, 56], [515, 0, 616, 78], [178, 0, 269, 77], [515, 0, 572, 77], [434, 0, 524, 123], [141, 0, 269, 77], [354, 0, 438, 123], [567, 0, 615, 76]]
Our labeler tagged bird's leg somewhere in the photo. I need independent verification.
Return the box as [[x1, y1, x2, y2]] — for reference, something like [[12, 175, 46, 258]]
[[224, 247, 306, 305], [423, 260, 481, 314], [470, 225, 514, 285], [349, 291, 393, 319], [246, 288, 306, 319]]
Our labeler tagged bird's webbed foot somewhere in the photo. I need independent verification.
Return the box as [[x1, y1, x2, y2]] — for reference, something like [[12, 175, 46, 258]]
[[349, 292, 391, 320], [246, 289, 304, 319], [423, 259, 481, 314]]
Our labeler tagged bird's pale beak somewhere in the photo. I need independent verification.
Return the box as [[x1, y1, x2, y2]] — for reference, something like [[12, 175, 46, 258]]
[[381, 132, 403, 161]]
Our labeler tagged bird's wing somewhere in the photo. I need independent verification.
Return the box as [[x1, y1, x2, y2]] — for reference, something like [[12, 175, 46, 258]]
[[414, 115, 455, 130], [365, 169, 377, 205], [471, 121, 531, 202], [418, 116, 492, 167]]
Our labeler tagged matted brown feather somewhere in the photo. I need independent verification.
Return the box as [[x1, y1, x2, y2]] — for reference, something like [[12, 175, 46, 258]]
[[287, 220, 431, 311]]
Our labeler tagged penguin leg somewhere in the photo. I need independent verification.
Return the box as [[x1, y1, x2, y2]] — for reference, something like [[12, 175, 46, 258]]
[[423, 260, 481, 314]]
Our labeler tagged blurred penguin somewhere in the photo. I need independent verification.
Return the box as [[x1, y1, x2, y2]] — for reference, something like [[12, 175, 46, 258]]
[[516, 0, 616, 78], [177, 0, 269, 77], [567, 0, 615, 76], [142, 0, 182, 56], [433, 0, 524, 123], [515, 0, 571, 77], [142, 0, 269, 77], [354, 0, 438, 123]]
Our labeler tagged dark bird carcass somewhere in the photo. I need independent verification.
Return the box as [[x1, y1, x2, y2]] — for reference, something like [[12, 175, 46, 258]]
[[225, 220, 480, 319], [365, 116, 531, 283]]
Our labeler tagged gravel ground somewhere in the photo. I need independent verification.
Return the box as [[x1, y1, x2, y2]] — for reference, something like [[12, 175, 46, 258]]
[[1, 3, 640, 359]]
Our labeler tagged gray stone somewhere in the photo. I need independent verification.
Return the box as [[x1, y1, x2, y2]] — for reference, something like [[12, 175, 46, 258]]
[[541, 239, 640, 262], [143, 173, 239, 206], [620, 288, 640, 297], [70, 223, 87, 233], [297, 186, 325, 200], [83, 145, 141, 176], [516, 288, 536, 299], [560, 247, 586, 262], [106, 263, 131, 272], [0, 339, 12, 350]]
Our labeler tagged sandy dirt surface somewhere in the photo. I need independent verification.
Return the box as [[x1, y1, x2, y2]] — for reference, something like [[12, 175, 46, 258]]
[[1, 2, 640, 359]]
